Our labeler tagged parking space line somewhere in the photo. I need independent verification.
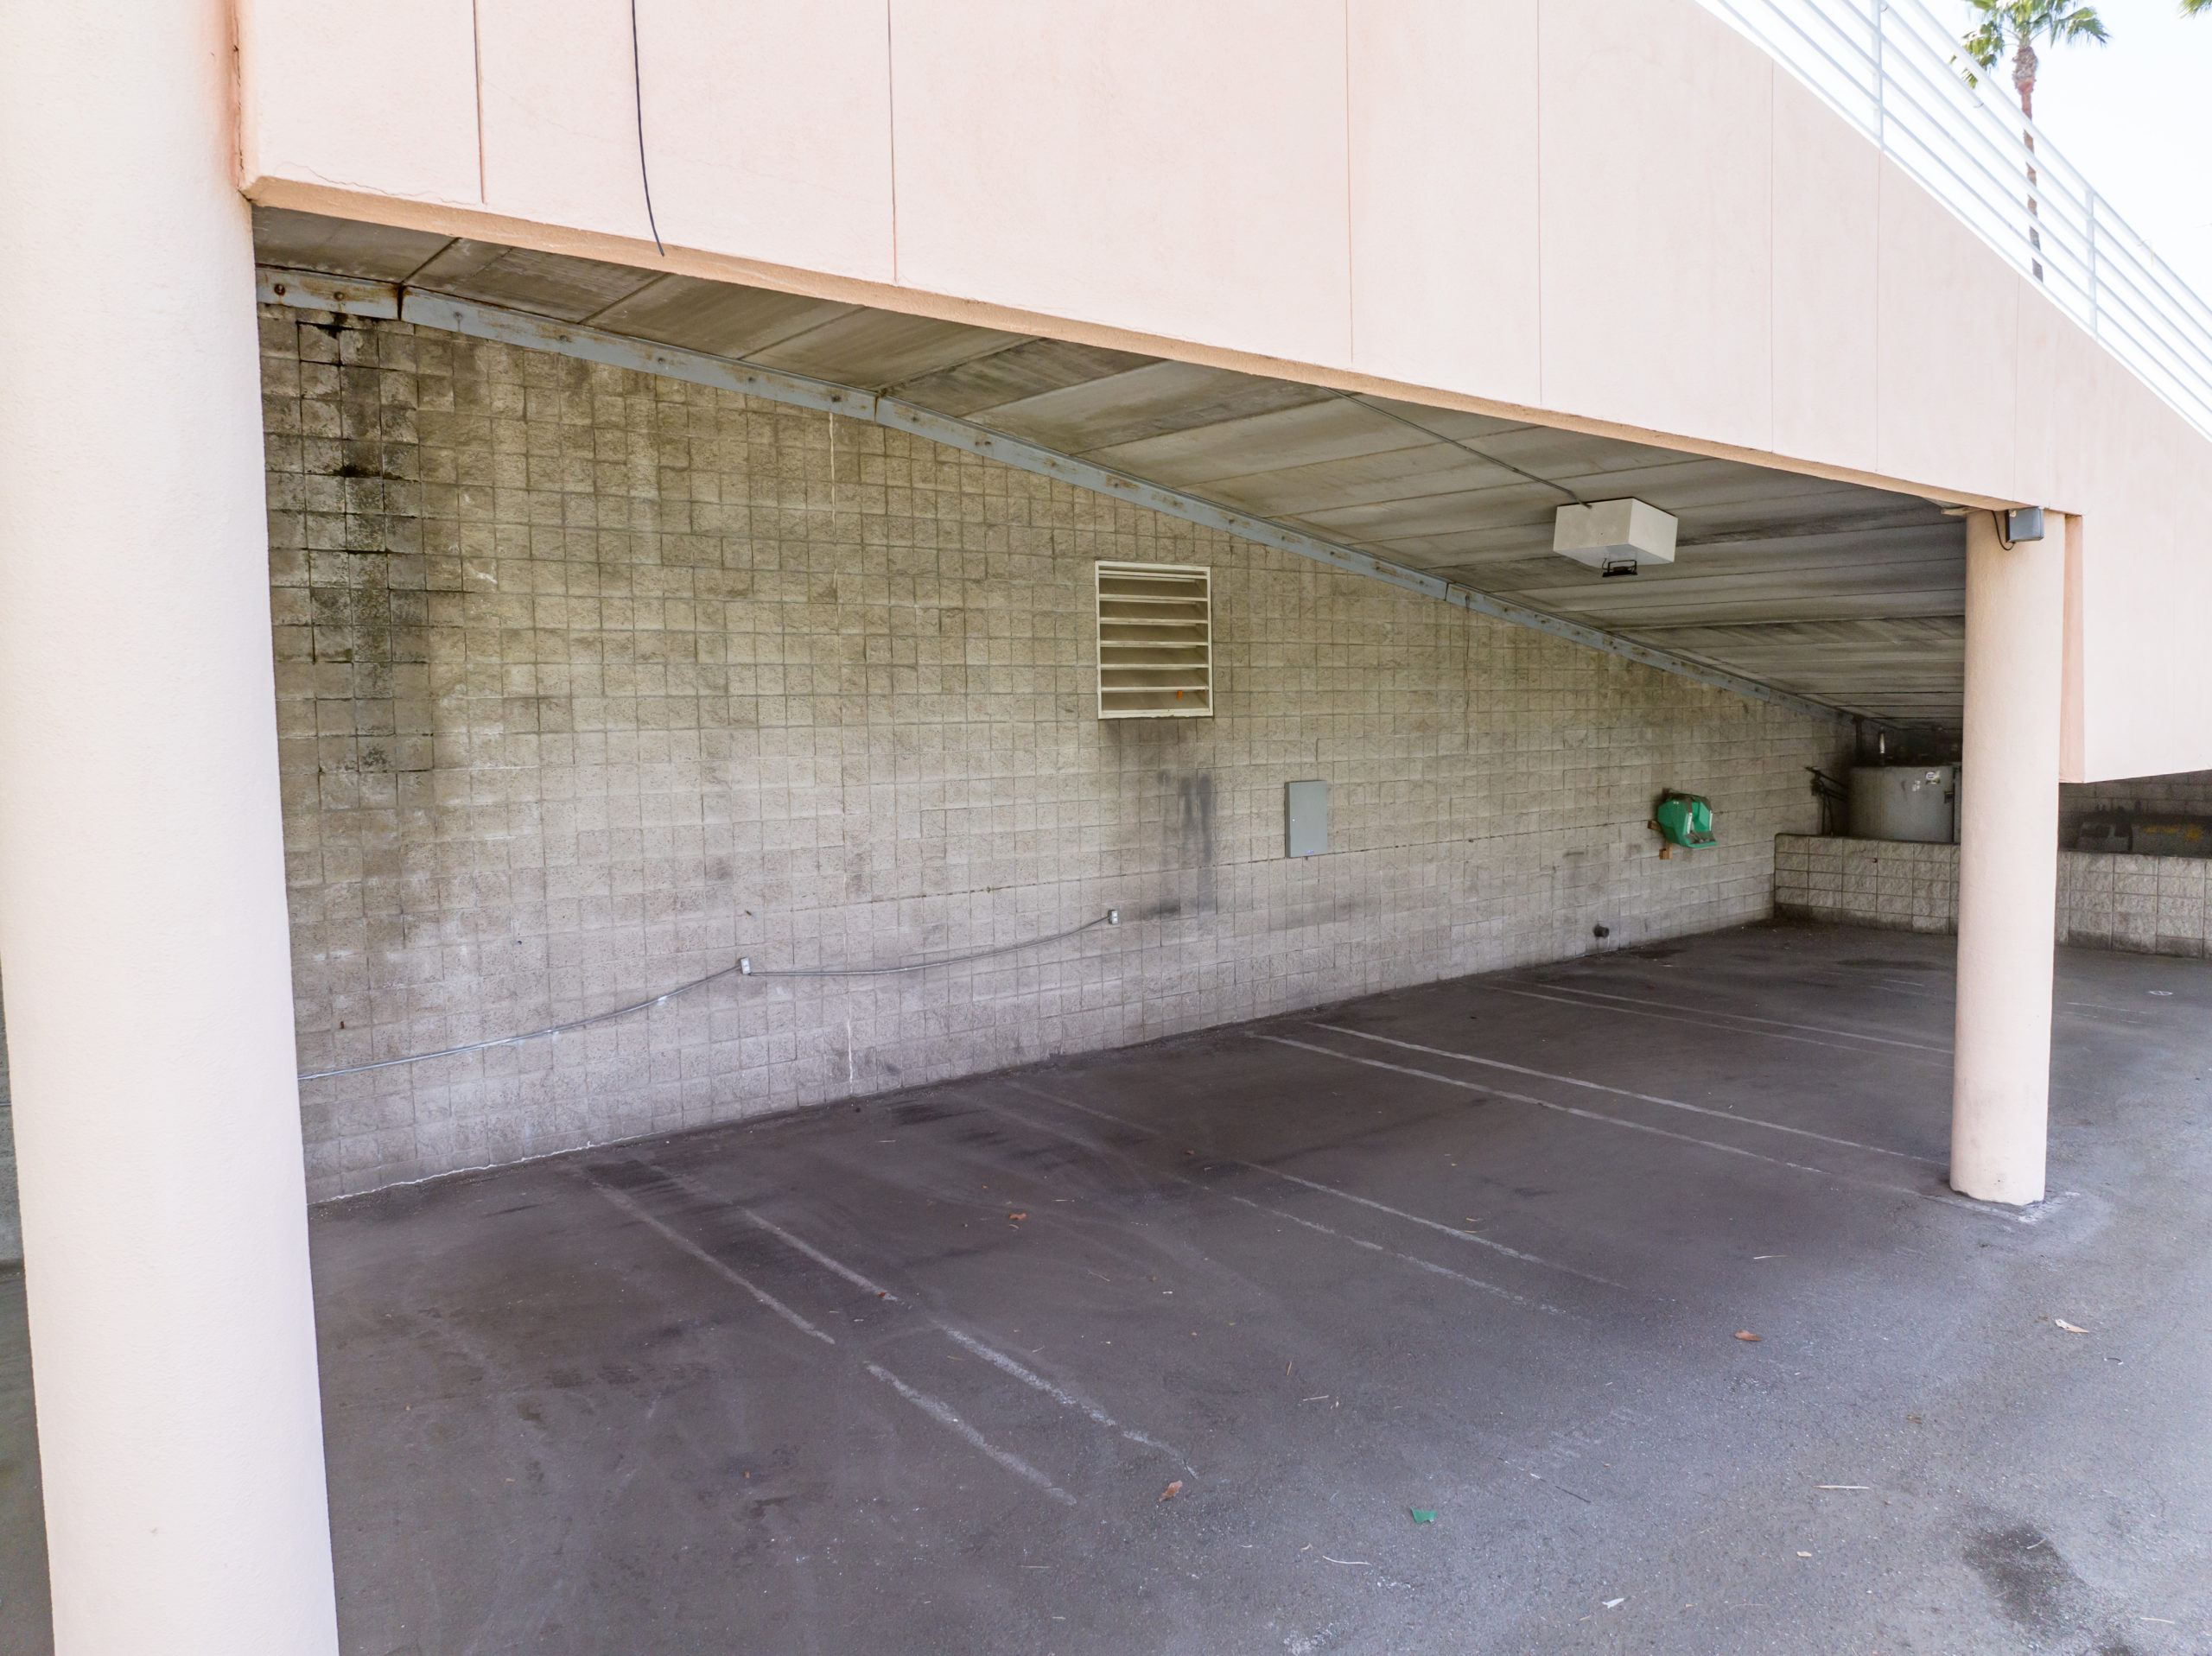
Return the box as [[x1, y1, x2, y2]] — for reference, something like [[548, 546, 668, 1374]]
[[1233, 1150, 1632, 1290], [1011, 1076, 1626, 1291], [1314, 1023, 1945, 1166], [1005, 1080, 1151, 1135], [863, 1364, 1077, 1507], [982, 1084, 1566, 1315], [1492, 987, 1951, 1067], [1260, 1033, 1969, 1215], [589, 1180, 836, 1344], [1221, 1193, 1567, 1316], [647, 1163, 1189, 1469], [593, 1173, 1082, 1503], [1499, 980, 1952, 1052]]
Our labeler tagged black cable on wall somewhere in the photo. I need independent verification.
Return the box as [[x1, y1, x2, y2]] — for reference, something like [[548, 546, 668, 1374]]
[[629, 0, 665, 256]]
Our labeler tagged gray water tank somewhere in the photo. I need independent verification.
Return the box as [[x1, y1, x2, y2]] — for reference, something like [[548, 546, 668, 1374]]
[[1849, 765, 1958, 843]]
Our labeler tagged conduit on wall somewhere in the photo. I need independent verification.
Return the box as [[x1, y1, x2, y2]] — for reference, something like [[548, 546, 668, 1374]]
[[301, 912, 1124, 1081]]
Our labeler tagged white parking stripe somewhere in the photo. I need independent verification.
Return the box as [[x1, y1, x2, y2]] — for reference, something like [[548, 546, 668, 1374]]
[[1274, 1025, 1981, 1211], [1237, 1155, 1630, 1290], [864, 1363, 1077, 1506], [1262, 1033, 2009, 1220], [650, 1163, 1189, 1469], [590, 1180, 835, 1344], [1264, 1034, 1844, 1182], [1495, 986, 1951, 1067], [1502, 980, 1951, 1052], [612, 1176, 1084, 1500], [1314, 1023, 1945, 1166], [734, 1199, 903, 1301], [1006, 1079, 1151, 1135], [1179, 1059, 1636, 1288], [985, 1084, 1564, 1316], [1223, 1193, 1567, 1316]]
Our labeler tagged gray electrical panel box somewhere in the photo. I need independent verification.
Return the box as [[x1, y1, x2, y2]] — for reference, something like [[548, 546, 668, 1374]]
[[1286, 779, 1328, 858]]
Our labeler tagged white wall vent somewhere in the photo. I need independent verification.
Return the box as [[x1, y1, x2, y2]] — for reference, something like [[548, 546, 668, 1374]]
[[1096, 562, 1212, 719]]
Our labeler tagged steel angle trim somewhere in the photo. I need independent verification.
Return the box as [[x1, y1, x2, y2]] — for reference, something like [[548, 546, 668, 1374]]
[[1446, 590, 1847, 722], [257, 266, 402, 319], [278, 274, 1855, 726], [877, 400, 1456, 600], [396, 293, 875, 417], [882, 400, 1847, 724]]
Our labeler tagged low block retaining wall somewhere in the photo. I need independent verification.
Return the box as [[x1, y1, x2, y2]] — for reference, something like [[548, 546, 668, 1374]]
[[1775, 834, 2212, 957]]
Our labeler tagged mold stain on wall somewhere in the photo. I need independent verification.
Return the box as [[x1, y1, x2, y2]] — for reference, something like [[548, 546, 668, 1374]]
[[260, 307, 1845, 1198]]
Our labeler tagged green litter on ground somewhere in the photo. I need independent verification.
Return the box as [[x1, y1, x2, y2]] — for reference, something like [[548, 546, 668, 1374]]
[[1410, 1509, 1437, 1524]]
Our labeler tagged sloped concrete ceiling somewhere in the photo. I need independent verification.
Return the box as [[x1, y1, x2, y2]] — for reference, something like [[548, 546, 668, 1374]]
[[257, 206, 1965, 725]]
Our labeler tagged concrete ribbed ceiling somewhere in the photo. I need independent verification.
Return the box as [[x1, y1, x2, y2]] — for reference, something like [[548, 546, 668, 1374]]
[[254, 206, 1967, 726]]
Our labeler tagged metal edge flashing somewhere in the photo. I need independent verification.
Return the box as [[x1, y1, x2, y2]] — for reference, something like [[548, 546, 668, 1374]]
[[402, 291, 875, 417], [884, 396, 1852, 722], [257, 270, 1860, 727], [256, 265, 402, 320]]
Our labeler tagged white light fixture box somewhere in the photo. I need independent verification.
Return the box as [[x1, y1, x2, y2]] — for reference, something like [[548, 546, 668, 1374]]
[[1552, 498, 1678, 572]]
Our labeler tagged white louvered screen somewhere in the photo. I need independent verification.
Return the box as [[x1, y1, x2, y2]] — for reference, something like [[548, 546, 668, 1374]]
[[1095, 562, 1212, 720]]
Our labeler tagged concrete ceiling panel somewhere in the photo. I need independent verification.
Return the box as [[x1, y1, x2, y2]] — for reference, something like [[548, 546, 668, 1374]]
[[1082, 399, 1433, 486], [250, 222, 1974, 726], [742, 312, 1033, 391], [406, 241, 662, 322], [887, 339, 1163, 417], [980, 364, 1334, 455], [585, 276, 860, 359], [251, 207, 454, 285]]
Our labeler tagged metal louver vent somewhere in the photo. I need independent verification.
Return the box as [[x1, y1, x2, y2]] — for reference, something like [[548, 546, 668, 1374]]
[[1096, 562, 1212, 719]]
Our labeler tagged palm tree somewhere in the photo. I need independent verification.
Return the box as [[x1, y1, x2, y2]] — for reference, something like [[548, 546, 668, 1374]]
[[1959, 0, 2110, 278], [2186, 0, 2209, 16], [1961, 0, 2109, 121]]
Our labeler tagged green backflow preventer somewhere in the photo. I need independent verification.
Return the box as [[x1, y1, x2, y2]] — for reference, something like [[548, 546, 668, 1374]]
[[1651, 791, 1716, 855]]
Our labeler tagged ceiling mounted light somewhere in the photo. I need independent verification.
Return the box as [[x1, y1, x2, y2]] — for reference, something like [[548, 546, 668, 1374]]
[[1554, 498, 1678, 572]]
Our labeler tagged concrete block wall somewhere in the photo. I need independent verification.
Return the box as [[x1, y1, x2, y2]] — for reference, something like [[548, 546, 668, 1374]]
[[1775, 834, 2212, 956], [2057, 853, 2212, 955], [1772, 834, 1960, 935], [263, 308, 1849, 1200], [2059, 771, 2212, 847]]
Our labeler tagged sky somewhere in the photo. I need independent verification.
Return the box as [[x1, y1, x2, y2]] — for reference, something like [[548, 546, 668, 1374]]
[[1933, 0, 2212, 302]]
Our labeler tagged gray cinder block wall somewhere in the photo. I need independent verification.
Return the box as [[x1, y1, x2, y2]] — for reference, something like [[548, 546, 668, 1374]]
[[1775, 833, 2212, 956], [263, 308, 1850, 1201], [2060, 771, 2212, 847]]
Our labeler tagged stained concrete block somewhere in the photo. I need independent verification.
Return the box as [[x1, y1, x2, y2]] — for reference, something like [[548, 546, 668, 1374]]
[[267, 308, 1853, 1200]]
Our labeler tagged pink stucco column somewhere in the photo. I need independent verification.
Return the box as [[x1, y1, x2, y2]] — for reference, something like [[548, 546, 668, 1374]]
[[0, 3, 341, 1652], [1951, 510, 2066, 1205]]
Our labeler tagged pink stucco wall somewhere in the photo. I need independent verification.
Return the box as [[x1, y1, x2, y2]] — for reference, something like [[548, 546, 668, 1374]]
[[233, 0, 2212, 780]]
